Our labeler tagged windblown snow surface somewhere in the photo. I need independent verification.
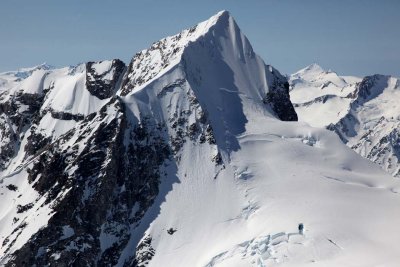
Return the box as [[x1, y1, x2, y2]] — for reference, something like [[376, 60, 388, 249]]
[[0, 11, 400, 267]]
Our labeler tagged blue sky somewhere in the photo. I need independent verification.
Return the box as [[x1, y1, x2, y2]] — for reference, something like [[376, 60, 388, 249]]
[[1, 0, 399, 76]]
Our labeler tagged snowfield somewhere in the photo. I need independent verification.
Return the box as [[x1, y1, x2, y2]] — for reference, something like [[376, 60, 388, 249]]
[[137, 108, 400, 267], [0, 10, 400, 267]]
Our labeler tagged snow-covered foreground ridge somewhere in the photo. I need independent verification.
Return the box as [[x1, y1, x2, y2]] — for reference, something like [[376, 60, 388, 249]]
[[290, 64, 400, 178], [0, 11, 400, 267]]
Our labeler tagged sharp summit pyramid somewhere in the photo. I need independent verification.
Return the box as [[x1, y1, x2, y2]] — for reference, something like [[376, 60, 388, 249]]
[[0, 11, 399, 267]]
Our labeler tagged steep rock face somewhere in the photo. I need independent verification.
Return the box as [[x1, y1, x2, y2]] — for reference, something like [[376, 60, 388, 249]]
[[0, 60, 128, 264], [0, 11, 298, 266], [86, 59, 126, 99], [290, 67, 400, 177], [5, 98, 126, 266], [2, 11, 399, 267], [352, 75, 389, 105], [0, 60, 126, 171], [5, 97, 173, 267], [0, 114, 17, 169], [263, 66, 297, 121], [0, 71, 48, 169]]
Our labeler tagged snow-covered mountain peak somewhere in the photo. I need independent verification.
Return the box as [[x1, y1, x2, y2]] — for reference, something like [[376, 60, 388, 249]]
[[294, 63, 325, 75], [289, 63, 357, 106], [119, 10, 297, 129], [197, 9, 231, 30], [1, 12, 400, 267], [291, 63, 345, 84], [119, 10, 253, 96]]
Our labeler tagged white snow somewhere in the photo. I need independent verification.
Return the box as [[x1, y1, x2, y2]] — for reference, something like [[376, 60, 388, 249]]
[[42, 65, 110, 115], [0, 167, 58, 258], [290, 64, 400, 177], [289, 64, 361, 128], [91, 60, 113, 75], [116, 12, 400, 267], [0, 10, 400, 267], [0, 59, 120, 261], [135, 88, 400, 266]]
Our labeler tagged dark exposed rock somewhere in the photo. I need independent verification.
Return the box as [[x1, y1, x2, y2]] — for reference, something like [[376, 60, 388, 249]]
[[353, 75, 386, 105], [24, 127, 52, 157], [205, 124, 216, 144], [6, 98, 172, 267], [212, 152, 223, 165], [16, 203, 34, 214], [0, 91, 46, 169], [119, 32, 191, 96], [86, 59, 126, 99], [188, 123, 199, 140], [50, 109, 84, 121], [0, 116, 17, 169], [6, 184, 18, 191], [27, 149, 69, 201], [167, 228, 177, 235], [132, 235, 156, 267], [264, 80, 298, 121]]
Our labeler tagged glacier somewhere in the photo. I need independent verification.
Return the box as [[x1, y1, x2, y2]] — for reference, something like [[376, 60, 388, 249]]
[[0, 11, 399, 267]]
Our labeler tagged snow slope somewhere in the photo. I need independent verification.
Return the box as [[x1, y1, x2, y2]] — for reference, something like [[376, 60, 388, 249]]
[[0, 11, 400, 267], [145, 111, 400, 267], [290, 65, 400, 178]]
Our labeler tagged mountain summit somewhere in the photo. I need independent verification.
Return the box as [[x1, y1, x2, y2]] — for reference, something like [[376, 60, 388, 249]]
[[1, 11, 400, 267]]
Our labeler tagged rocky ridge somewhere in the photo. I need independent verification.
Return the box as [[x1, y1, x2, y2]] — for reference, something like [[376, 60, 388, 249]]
[[0, 11, 296, 266]]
